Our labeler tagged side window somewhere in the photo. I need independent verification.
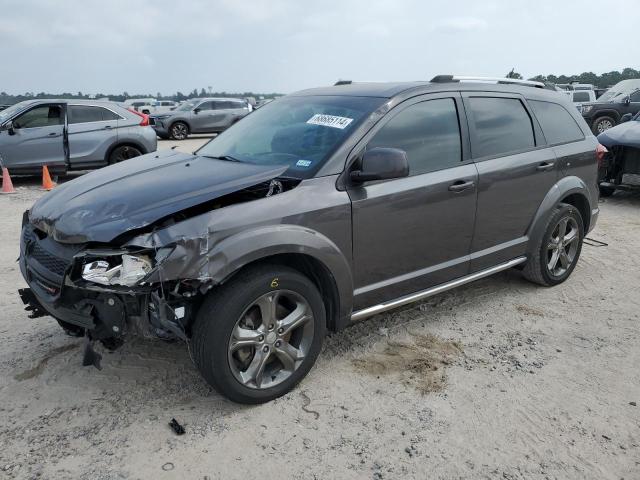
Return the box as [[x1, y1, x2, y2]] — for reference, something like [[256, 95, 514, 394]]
[[69, 106, 107, 124], [630, 91, 640, 102], [367, 98, 462, 176], [529, 100, 584, 145], [197, 101, 215, 111], [13, 105, 63, 129], [468, 97, 535, 158], [101, 108, 121, 121]]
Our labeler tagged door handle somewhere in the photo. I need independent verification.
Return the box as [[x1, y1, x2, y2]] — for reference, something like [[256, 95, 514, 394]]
[[48, 132, 57, 136], [536, 162, 555, 171], [448, 180, 475, 192], [104, 125, 113, 130]]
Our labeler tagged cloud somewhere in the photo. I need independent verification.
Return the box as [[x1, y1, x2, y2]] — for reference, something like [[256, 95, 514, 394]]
[[434, 16, 489, 32]]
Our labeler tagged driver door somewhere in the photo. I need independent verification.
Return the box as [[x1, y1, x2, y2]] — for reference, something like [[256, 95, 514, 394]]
[[0, 103, 66, 171], [348, 93, 478, 310]]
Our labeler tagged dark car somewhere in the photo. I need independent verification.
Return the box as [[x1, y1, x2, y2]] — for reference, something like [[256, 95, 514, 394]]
[[596, 111, 640, 196], [581, 79, 640, 134], [19, 76, 600, 404], [0, 105, 10, 111]]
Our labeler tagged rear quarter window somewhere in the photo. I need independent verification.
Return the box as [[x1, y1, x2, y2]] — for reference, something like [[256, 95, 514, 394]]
[[572, 92, 590, 102], [529, 100, 584, 145], [468, 97, 535, 158]]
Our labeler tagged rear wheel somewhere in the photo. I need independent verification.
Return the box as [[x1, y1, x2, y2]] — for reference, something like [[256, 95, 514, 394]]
[[592, 116, 615, 134], [522, 203, 584, 286], [169, 122, 189, 140], [108, 145, 142, 164], [192, 265, 326, 404]]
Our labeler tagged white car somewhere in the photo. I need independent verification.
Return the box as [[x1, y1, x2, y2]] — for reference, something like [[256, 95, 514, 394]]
[[136, 100, 178, 115]]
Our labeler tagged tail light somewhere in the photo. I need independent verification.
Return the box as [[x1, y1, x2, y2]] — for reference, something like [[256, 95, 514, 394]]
[[127, 108, 149, 127], [595, 144, 608, 167]]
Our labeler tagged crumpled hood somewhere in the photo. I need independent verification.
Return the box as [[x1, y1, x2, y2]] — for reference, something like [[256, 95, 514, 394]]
[[597, 121, 640, 149], [30, 150, 287, 243]]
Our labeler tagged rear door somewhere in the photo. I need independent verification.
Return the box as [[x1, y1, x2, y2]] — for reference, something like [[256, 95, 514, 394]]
[[0, 103, 65, 170], [348, 93, 478, 310], [67, 105, 122, 167], [463, 93, 558, 271]]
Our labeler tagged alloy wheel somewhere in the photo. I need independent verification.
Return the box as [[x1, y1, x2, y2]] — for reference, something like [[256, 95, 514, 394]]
[[228, 290, 315, 389], [546, 216, 580, 277], [171, 123, 188, 140], [597, 119, 613, 133]]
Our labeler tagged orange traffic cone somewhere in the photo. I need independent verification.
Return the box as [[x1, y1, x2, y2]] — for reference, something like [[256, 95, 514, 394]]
[[1, 167, 16, 194], [41, 165, 56, 191]]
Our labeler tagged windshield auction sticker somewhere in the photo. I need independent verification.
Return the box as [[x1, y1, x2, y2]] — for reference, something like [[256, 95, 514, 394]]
[[306, 114, 353, 129]]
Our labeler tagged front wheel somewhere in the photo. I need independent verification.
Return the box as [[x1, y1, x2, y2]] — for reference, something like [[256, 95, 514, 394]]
[[522, 203, 584, 286], [191, 265, 326, 404], [169, 121, 189, 140]]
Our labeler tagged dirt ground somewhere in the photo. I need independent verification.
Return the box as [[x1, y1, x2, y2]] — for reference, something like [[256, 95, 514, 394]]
[[0, 139, 638, 479]]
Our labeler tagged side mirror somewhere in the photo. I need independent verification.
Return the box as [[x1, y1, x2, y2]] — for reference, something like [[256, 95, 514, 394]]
[[0, 121, 15, 135], [193, 108, 200, 114], [621, 113, 633, 123], [350, 147, 409, 183], [623, 96, 631, 105]]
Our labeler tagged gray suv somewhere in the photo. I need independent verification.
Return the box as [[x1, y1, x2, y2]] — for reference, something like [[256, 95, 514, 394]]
[[19, 77, 599, 404], [0, 100, 157, 173], [150, 97, 251, 140]]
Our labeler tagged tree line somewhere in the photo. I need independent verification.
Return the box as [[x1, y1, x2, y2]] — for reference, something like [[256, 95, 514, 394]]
[[0, 88, 282, 105], [507, 67, 640, 88]]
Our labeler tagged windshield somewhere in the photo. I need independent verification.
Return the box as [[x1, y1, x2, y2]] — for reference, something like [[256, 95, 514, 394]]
[[196, 95, 385, 179], [598, 80, 640, 102], [0, 101, 30, 124], [176, 100, 200, 111]]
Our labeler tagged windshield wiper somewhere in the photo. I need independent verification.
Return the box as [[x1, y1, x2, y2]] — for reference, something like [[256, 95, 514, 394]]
[[201, 155, 243, 163]]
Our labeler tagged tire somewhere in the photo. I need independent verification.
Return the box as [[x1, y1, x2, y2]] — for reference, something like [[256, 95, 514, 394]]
[[56, 319, 84, 337], [169, 121, 189, 140], [599, 184, 616, 197], [108, 145, 142, 164], [192, 265, 326, 404], [592, 116, 616, 134], [522, 203, 584, 287]]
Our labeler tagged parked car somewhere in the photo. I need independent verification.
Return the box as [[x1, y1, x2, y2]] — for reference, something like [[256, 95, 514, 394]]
[[0, 105, 10, 111], [149, 97, 251, 140], [19, 76, 599, 404], [0, 99, 157, 173], [133, 100, 178, 115], [596, 111, 640, 196], [580, 79, 640, 134], [124, 98, 156, 112]]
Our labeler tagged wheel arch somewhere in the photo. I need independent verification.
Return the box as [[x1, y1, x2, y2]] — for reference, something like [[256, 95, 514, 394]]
[[224, 253, 342, 332], [169, 118, 191, 133], [592, 109, 621, 123], [526, 176, 594, 258], [104, 140, 148, 163]]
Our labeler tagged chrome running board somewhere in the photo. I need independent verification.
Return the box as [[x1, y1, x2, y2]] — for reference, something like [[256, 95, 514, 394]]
[[350, 257, 527, 322]]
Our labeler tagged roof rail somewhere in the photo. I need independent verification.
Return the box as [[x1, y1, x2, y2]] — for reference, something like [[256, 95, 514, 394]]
[[334, 80, 352, 86], [430, 75, 546, 89]]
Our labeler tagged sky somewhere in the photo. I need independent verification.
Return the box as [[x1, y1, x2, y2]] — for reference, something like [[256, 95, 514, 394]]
[[1, 0, 639, 95]]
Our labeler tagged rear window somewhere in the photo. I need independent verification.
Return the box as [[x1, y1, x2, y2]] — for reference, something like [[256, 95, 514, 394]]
[[529, 100, 584, 145], [572, 92, 590, 102], [468, 97, 535, 158]]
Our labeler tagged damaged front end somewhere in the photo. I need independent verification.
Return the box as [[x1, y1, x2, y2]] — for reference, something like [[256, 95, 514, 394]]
[[19, 153, 298, 368], [597, 119, 640, 191]]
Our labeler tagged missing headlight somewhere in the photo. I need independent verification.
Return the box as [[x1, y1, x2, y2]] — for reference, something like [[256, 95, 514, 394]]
[[82, 254, 152, 287]]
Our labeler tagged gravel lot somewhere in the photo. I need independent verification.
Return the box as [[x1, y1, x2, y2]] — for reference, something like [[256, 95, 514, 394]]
[[0, 139, 638, 479]]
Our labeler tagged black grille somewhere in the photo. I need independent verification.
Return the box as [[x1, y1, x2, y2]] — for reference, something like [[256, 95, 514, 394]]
[[30, 242, 69, 276]]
